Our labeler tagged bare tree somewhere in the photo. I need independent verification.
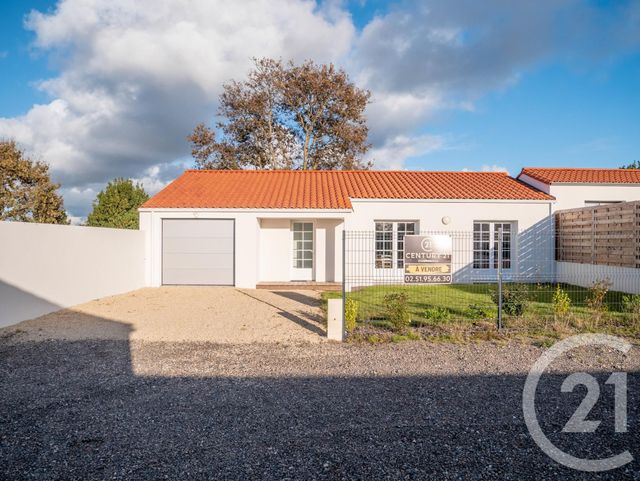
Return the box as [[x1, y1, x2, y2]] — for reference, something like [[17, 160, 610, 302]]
[[189, 58, 371, 170]]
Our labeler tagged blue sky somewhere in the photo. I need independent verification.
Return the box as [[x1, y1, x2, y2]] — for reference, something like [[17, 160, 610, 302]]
[[0, 1, 55, 116], [0, 0, 639, 218]]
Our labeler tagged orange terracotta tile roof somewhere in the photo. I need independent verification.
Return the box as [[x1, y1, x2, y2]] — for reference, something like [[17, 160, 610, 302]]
[[519, 167, 640, 185], [142, 170, 553, 209]]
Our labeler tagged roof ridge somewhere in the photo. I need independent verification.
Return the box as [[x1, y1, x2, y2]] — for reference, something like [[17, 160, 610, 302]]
[[522, 167, 639, 172], [183, 169, 510, 174]]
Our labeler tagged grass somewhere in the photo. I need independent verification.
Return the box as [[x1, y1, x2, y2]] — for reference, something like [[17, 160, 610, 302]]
[[322, 283, 640, 344]]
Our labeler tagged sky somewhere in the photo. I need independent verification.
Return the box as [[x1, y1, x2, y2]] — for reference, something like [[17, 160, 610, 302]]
[[0, 0, 639, 221]]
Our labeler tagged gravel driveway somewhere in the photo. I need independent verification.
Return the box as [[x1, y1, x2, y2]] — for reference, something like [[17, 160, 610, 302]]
[[1, 287, 325, 343], [1, 337, 638, 480]]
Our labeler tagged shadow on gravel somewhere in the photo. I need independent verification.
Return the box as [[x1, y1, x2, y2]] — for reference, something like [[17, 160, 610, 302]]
[[0, 320, 637, 481], [238, 290, 325, 336], [273, 291, 320, 307]]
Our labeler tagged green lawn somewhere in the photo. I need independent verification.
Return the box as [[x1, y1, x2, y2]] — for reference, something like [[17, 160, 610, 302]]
[[322, 283, 640, 344]]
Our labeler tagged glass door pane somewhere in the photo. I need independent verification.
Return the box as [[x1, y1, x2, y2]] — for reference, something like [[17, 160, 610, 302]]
[[292, 222, 313, 279]]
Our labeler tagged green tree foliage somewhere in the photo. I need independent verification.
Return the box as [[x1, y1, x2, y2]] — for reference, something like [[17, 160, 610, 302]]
[[86, 178, 149, 229], [620, 161, 640, 169], [0, 140, 68, 224], [189, 58, 371, 171]]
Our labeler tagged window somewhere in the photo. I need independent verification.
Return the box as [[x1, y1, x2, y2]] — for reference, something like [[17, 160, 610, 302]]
[[375, 221, 416, 268], [473, 222, 513, 269], [396, 222, 416, 268], [473, 222, 490, 269]]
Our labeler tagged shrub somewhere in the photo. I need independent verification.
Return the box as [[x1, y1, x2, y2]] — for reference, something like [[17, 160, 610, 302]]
[[490, 283, 529, 317], [552, 285, 571, 319], [466, 304, 494, 319], [586, 279, 611, 313], [366, 334, 383, 344], [585, 279, 612, 328], [405, 330, 421, 340], [423, 306, 451, 323], [622, 295, 640, 315], [344, 298, 359, 333], [383, 292, 411, 332]]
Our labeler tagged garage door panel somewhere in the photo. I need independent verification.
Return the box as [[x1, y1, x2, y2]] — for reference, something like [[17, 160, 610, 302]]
[[163, 219, 234, 238], [162, 219, 234, 285], [163, 268, 234, 286], [163, 237, 234, 254], [163, 252, 234, 269]]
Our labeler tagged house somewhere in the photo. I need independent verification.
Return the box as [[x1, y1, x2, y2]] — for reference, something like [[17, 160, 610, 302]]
[[139, 168, 640, 289], [517, 167, 640, 211]]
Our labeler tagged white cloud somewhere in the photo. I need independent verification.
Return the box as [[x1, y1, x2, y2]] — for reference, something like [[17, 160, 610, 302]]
[[461, 164, 509, 174], [364, 90, 444, 145], [1, 0, 638, 217], [367, 134, 446, 170], [481, 164, 509, 174], [0, 0, 354, 216], [130, 160, 191, 196]]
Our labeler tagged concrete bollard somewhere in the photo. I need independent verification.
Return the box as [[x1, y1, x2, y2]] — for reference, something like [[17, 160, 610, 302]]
[[327, 298, 344, 341]]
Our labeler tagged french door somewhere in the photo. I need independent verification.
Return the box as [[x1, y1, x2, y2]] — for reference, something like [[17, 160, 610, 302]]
[[292, 222, 313, 280]]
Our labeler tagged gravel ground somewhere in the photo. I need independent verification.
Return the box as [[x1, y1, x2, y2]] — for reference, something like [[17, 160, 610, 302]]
[[1, 337, 638, 480], [1, 287, 325, 343]]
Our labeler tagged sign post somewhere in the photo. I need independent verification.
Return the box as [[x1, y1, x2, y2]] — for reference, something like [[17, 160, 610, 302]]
[[403, 235, 453, 284]]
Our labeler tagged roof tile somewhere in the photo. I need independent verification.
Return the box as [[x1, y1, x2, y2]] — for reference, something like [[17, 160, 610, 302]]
[[142, 170, 553, 209], [519, 168, 640, 184]]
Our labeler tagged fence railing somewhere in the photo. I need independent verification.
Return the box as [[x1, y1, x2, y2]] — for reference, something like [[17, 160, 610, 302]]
[[341, 229, 639, 338]]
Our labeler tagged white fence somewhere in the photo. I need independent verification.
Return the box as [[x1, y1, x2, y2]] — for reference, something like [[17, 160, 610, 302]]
[[556, 262, 640, 295], [0, 221, 146, 327]]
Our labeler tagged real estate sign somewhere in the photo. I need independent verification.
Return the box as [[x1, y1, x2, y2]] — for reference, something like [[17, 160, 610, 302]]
[[403, 235, 453, 284]]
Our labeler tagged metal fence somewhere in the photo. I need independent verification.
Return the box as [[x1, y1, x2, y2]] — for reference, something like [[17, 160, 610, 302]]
[[341, 229, 640, 338]]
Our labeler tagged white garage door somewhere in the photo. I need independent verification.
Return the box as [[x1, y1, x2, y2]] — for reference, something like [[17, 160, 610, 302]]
[[162, 219, 234, 285]]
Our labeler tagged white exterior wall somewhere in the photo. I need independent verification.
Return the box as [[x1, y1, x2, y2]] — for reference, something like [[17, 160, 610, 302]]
[[259, 219, 291, 282], [141, 200, 559, 289], [141, 209, 346, 288], [344, 199, 552, 231], [517, 174, 551, 194], [518, 174, 640, 211], [318, 219, 342, 282], [557, 262, 640, 294], [343, 199, 555, 287], [549, 184, 640, 211], [0, 221, 145, 327]]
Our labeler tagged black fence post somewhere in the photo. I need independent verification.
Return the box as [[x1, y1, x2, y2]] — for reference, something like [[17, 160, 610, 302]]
[[342, 229, 346, 335], [497, 225, 503, 330]]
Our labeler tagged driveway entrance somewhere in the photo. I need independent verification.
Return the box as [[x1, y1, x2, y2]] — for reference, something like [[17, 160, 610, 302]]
[[3, 287, 326, 343]]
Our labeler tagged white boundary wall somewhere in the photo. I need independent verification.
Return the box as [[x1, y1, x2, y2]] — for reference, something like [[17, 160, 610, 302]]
[[556, 262, 640, 294], [0, 221, 146, 327]]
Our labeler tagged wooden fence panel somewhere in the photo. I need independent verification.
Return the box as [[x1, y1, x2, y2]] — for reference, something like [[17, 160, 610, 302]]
[[556, 200, 640, 268]]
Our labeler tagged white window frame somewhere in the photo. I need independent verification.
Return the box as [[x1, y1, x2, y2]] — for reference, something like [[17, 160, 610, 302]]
[[375, 221, 417, 269], [291, 221, 314, 270], [473, 221, 515, 270]]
